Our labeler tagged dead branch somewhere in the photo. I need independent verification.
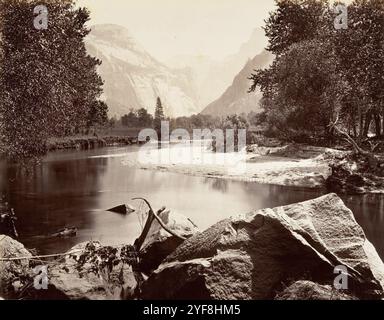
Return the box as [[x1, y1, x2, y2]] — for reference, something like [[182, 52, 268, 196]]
[[132, 198, 186, 252], [329, 115, 384, 172], [368, 141, 382, 153], [329, 115, 372, 156]]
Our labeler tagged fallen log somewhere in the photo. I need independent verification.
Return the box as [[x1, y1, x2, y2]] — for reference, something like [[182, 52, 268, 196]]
[[330, 115, 384, 173]]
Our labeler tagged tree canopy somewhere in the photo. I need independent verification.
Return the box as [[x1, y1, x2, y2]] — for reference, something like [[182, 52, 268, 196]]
[[250, 0, 384, 143], [0, 0, 107, 160]]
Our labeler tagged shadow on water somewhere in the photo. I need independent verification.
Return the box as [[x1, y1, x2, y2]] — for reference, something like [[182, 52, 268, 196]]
[[0, 146, 383, 259]]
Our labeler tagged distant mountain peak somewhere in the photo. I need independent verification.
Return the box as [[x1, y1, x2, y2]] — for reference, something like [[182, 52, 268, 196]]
[[166, 26, 269, 107], [201, 50, 274, 117]]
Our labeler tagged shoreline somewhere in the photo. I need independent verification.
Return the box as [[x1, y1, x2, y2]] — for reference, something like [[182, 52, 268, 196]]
[[46, 135, 141, 151], [6, 138, 384, 194], [119, 142, 333, 189]]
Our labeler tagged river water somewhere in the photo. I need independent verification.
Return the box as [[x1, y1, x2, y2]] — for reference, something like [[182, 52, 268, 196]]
[[0, 146, 383, 259]]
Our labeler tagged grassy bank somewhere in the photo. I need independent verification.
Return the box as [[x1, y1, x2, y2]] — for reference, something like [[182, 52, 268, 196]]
[[46, 134, 140, 151]]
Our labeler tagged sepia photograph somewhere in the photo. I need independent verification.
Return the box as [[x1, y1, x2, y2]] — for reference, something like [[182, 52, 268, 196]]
[[1, 0, 384, 309]]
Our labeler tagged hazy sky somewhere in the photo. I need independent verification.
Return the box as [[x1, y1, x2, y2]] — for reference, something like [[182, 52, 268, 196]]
[[77, 0, 276, 62]]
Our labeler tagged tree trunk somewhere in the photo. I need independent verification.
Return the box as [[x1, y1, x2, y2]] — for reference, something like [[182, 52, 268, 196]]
[[374, 114, 382, 137], [333, 125, 382, 173], [358, 107, 363, 141], [352, 113, 357, 138], [362, 111, 373, 138], [382, 108, 384, 137]]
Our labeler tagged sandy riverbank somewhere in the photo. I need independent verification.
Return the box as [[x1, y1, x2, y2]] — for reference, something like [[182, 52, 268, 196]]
[[115, 142, 335, 189]]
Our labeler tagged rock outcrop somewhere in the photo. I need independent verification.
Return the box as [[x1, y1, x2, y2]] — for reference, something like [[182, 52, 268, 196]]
[[42, 242, 137, 300], [327, 153, 384, 194], [141, 194, 384, 300], [0, 239, 137, 300], [139, 210, 199, 274], [0, 235, 32, 298]]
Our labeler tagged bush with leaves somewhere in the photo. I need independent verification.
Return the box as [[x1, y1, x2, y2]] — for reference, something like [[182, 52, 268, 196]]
[[72, 241, 138, 280]]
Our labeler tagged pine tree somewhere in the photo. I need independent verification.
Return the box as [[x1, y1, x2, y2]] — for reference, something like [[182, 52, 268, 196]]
[[154, 97, 165, 139]]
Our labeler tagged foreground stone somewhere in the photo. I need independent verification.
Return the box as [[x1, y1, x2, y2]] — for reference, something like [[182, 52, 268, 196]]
[[0, 239, 137, 300], [139, 209, 199, 274], [42, 242, 137, 300], [275, 280, 356, 300], [141, 194, 384, 300], [0, 235, 31, 298]]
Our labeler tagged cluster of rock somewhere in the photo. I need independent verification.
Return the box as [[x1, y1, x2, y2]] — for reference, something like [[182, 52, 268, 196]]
[[327, 153, 384, 194], [140, 194, 384, 300], [1, 194, 384, 300]]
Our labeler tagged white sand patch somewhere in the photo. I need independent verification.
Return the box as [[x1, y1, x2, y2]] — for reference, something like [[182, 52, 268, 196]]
[[118, 143, 331, 188]]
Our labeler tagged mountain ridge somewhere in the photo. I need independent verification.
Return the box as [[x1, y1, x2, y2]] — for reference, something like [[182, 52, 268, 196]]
[[165, 28, 268, 107], [201, 50, 274, 117]]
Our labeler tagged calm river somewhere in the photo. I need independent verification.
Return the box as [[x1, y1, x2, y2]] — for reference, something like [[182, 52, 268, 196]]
[[0, 146, 383, 258]]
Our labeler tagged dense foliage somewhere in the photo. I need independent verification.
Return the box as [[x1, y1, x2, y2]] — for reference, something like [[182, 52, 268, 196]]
[[0, 0, 107, 160], [250, 0, 384, 143], [73, 241, 138, 279], [121, 108, 153, 128]]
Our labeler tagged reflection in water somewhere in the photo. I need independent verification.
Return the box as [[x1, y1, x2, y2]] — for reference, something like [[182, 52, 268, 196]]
[[204, 177, 229, 193], [0, 146, 383, 260], [343, 194, 384, 258]]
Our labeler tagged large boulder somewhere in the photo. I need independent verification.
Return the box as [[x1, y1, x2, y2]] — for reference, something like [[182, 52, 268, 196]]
[[139, 209, 199, 274], [2, 241, 139, 300], [141, 194, 384, 300], [0, 235, 32, 298], [39, 242, 137, 300]]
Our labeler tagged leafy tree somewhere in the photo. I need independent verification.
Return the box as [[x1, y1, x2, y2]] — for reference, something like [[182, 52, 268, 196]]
[[121, 109, 138, 127], [333, 0, 384, 139], [264, 0, 330, 55], [121, 108, 153, 128], [136, 108, 153, 127], [87, 101, 108, 129], [0, 0, 106, 160], [220, 114, 249, 152], [222, 114, 249, 131], [108, 116, 117, 130], [250, 39, 341, 140], [250, 0, 384, 144]]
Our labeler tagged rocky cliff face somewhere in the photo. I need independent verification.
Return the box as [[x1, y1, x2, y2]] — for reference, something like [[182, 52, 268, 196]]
[[85, 24, 201, 118], [85, 25, 272, 119], [201, 50, 273, 117]]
